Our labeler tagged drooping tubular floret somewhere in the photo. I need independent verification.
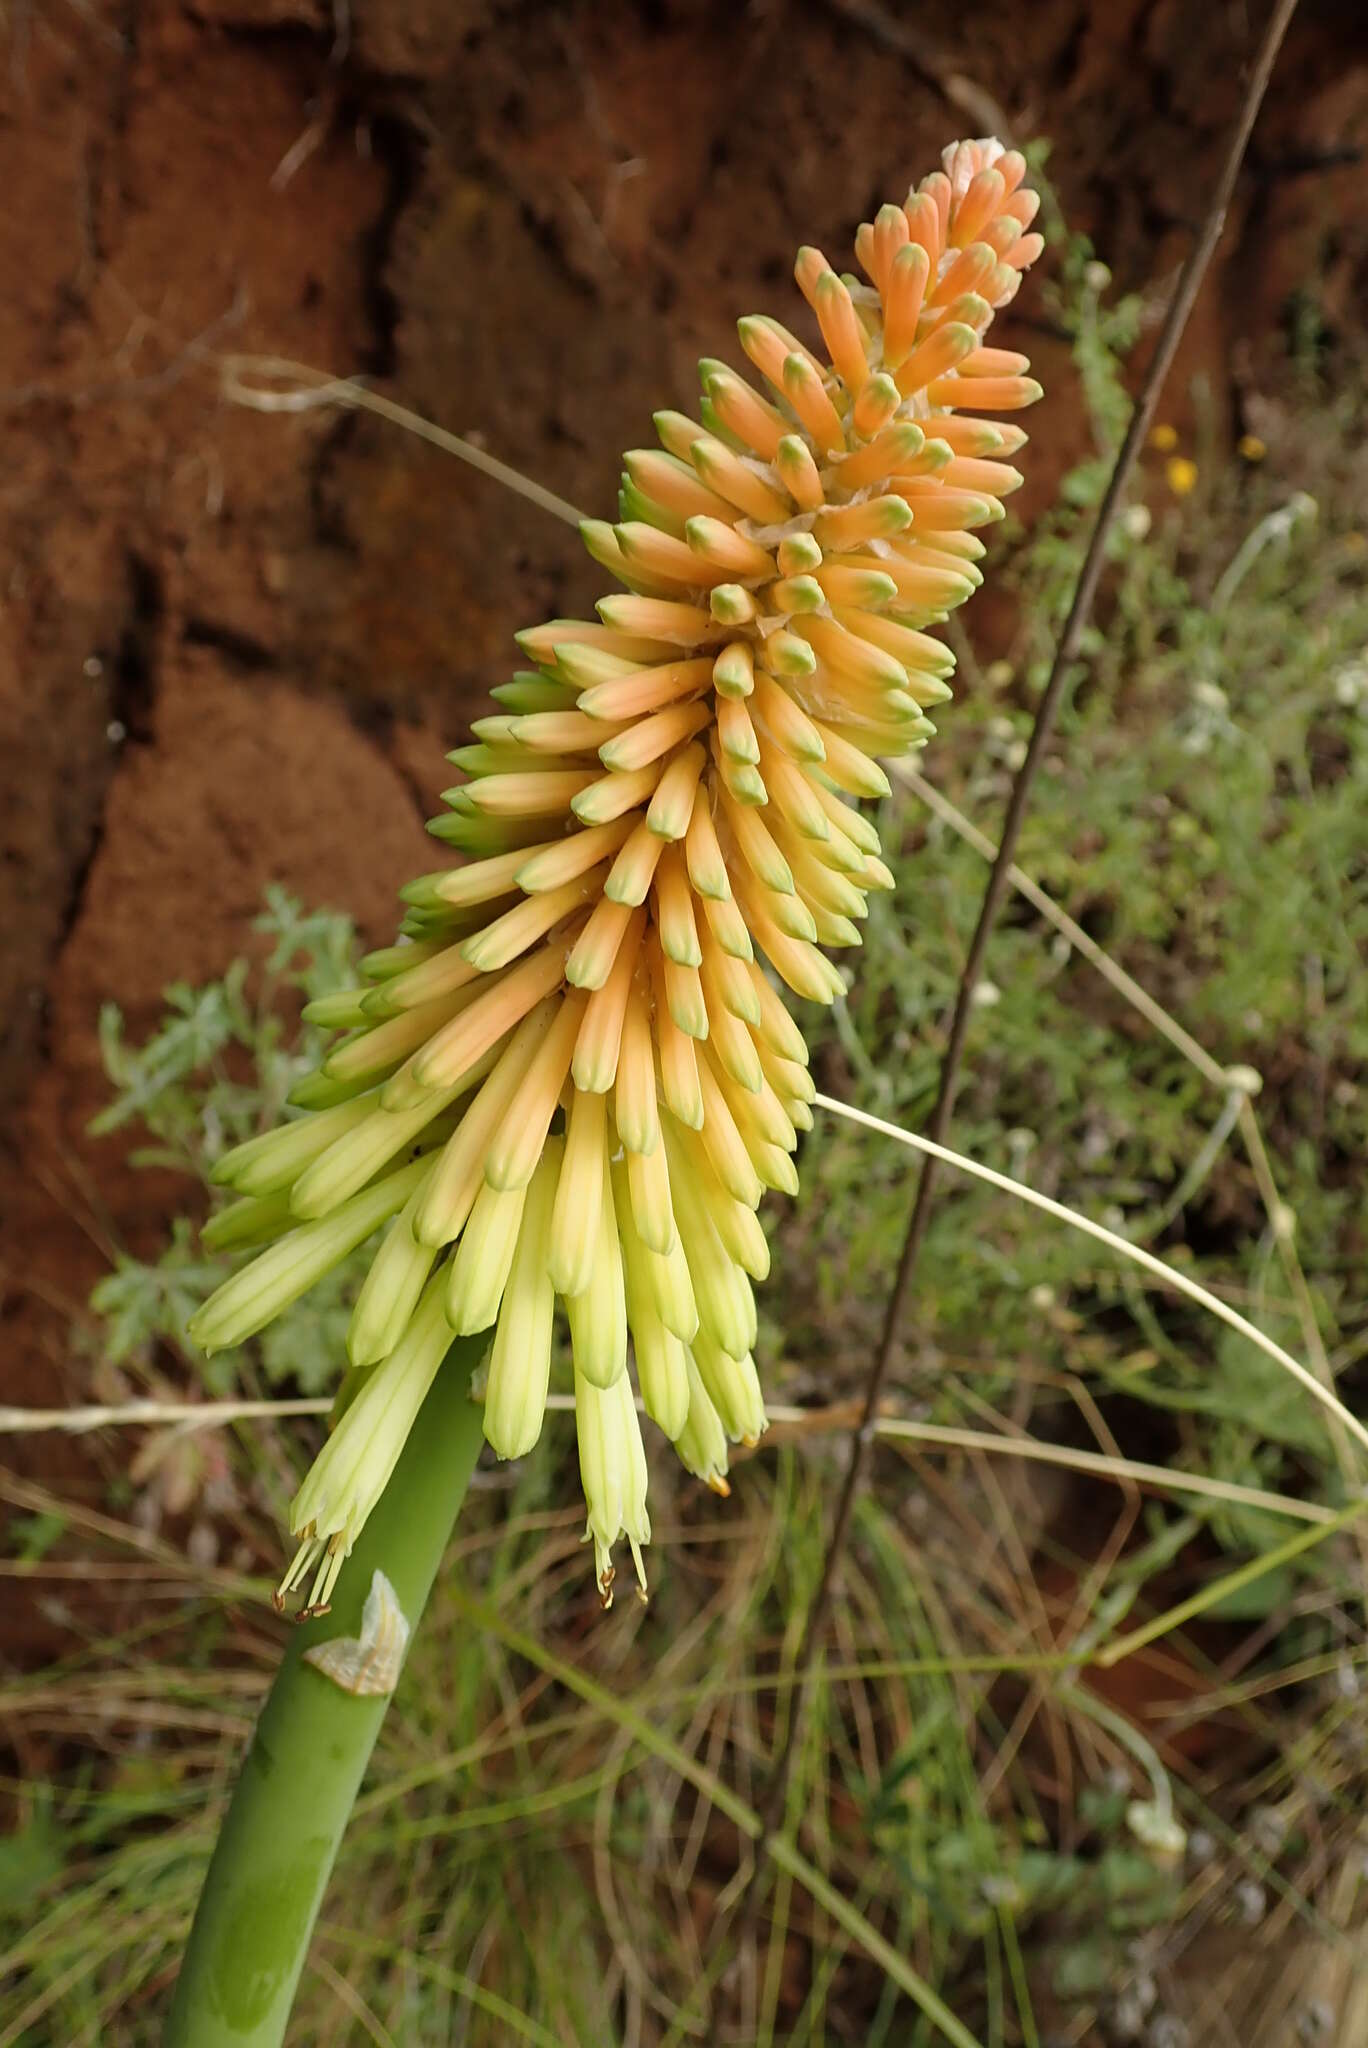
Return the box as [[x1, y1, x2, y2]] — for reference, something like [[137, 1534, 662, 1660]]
[[189, 138, 1044, 1612]]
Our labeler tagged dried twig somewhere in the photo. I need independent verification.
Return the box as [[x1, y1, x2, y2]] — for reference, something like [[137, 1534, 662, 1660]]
[[0, 1398, 1331, 1525], [219, 354, 587, 530]]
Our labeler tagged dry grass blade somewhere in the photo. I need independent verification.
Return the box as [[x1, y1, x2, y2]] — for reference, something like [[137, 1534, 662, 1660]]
[[0, 1397, 331, 1433], [5, 1397, 1330, 1523], [219, 354, 588, 530], [811, 1092, 1368, 1460]]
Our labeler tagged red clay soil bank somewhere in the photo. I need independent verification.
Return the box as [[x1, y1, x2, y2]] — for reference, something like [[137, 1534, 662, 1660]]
[[1, 0, 1366, 1633]]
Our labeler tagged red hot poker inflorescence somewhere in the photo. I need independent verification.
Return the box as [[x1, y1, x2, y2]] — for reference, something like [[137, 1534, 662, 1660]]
[[189, 137, 1045, 1613]]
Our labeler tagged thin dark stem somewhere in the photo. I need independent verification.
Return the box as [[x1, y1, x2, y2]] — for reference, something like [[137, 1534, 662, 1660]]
[[728, 0, 1302, 1922]]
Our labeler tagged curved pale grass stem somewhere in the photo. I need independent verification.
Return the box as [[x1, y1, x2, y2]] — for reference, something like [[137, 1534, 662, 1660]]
[[218, 355, 588, 531], [896, 760, 1368, 1500], [771, 1409, 1334, 1526], [811, 1089, 1368, 1463], [1, 1397, 1332, 1527]]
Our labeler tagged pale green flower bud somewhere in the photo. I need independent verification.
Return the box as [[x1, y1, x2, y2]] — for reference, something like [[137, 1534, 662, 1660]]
[[199, 1189, 293, 1254], [188, 1157, 427, 1354], [574, 1365, 651, 1605], [483, 1140, 560, 1459], [209, 1092, 376, 1196], [445, 1178, 528, 1334], [665, 1124, 756, 1359], [613, 1157, 688, 1440], [673, 1353, 731, 1495], [547, 1087, 606, 1296], [346, 1170, 439, 1369], [279, 1274, 457, 1615], [690, 1327, 767, 1445], [565, 1144, 628, 1389], [290, 1082, 461, 1221]]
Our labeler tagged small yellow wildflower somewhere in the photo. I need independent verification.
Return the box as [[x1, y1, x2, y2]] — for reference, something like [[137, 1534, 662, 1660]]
[[1165, 456, 1199, 497], [1237, 433, 1267, 462], [1149, 423, 1179, 453]]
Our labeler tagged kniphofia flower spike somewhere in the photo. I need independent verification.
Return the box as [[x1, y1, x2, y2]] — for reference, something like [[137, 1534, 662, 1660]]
[[189, 138, 1044, 1611]]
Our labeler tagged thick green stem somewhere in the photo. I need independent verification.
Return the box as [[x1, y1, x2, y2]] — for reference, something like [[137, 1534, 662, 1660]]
[[165, 1339, 487, 2047]]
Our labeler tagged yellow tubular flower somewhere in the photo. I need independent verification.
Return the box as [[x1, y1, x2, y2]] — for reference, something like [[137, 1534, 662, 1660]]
[[188, 136, 1043, 1611]]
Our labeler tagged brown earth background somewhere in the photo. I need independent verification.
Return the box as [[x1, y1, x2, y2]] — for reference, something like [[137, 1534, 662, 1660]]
[[2, 0, 1367, 1562]]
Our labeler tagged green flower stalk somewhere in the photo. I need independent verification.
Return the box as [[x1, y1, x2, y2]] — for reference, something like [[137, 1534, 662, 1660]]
[[165, 1339, 486, 2047], [188, 137, 1043, 1614], [276, 1273, 456, 1611]]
